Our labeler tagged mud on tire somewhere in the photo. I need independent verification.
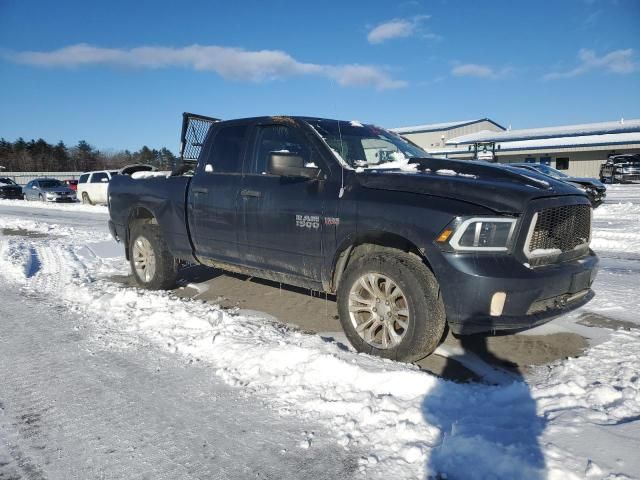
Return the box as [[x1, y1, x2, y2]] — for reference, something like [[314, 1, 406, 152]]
[[129, 223, 177, 290], [337, 251, 446, 362]]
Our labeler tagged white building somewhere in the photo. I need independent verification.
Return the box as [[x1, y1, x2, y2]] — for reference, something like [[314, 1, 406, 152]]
[[393, 118, 640, 178]]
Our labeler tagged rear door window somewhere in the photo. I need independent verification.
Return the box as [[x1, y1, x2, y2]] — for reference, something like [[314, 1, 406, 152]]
[[78, 174, 89, 184], [90, 172, 108, 183]]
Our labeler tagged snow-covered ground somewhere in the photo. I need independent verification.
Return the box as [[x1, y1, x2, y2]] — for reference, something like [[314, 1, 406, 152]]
[[1, 186, 639, 479]]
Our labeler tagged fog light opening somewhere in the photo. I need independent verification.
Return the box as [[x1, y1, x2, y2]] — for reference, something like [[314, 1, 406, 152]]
[[490, 292, 507, 317]]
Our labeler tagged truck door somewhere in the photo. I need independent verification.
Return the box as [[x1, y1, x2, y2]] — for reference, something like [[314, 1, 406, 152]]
[[239, 122, 327, 283], [188, 124, 248, 263]]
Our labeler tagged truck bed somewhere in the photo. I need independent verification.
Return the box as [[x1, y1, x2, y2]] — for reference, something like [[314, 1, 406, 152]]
[[108, 174, 194, 260]]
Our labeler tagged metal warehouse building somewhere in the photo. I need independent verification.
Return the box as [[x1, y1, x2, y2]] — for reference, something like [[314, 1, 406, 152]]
[[393, 118, 640, 178]]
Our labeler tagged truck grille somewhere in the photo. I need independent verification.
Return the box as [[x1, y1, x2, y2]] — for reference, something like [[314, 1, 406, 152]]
[[525, 204, 591, 264]]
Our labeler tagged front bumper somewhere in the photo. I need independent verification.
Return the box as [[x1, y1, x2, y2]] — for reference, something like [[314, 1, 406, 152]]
[[0, 191, 23, 199], [46, 196, 76, 202], [436, 250, 599, 335], [615, 173, 640, 184]]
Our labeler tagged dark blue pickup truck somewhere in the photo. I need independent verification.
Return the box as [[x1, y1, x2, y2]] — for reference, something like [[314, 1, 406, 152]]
[[108, 114, 598, 362]]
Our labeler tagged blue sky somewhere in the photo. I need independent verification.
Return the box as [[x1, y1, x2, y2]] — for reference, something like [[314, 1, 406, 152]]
[[1, 0, 639, 152]]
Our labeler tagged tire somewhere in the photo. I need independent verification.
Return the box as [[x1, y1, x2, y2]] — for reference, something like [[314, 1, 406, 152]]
[[128, 223, 177, 290], [23, 194, 27, 201], [337, 251, 446, 362], [82, 192, 93, 205]]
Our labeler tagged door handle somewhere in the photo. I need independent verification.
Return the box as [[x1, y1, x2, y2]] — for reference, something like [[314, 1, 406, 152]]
[[192, 187, 209, 194], [240, 189, 262, 198]]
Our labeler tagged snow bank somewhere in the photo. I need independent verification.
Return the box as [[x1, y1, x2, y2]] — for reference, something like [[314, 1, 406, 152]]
[[0, 198, 109, 214], [2, 188, 640, 479]]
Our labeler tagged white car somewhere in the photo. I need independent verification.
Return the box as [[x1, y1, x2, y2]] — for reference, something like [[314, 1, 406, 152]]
[[77, 165, 155, 205], [77, 170, 118, 205]]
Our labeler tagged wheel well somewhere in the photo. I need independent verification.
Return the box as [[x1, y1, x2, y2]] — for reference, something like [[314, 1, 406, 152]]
[[331, 232, 430, 293], [125, 207, 157, 259]]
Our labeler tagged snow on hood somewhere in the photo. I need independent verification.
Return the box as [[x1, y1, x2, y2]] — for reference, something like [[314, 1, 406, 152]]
[[356, 157, 580, 213]]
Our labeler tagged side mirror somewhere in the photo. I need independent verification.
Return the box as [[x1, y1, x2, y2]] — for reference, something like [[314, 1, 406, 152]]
[[268, 152, 320, 179], [101, 178, 109, 182], [32, 185, 37, 189], [205, 164, 213, 173]]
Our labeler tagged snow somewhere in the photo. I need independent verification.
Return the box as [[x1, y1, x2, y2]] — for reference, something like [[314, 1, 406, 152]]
[[0, 197, 109, 214], [427, 131, 640, 156], [529, 248, 562, 256], [1, 187, 640, 479], [130, 170, 171, 179], [493, 132, 640, 151]]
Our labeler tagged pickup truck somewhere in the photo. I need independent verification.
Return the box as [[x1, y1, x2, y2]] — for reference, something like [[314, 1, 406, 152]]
[[107, 113, 599, 362]]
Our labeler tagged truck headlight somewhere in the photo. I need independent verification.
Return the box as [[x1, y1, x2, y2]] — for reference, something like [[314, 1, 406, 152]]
[[436, 217, 517, 252]]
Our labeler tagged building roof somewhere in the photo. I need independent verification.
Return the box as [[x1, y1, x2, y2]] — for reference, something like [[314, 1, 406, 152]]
[[447, 119, 640, 145], [391, 118, 505, 134], [427, 131, 640, 156]]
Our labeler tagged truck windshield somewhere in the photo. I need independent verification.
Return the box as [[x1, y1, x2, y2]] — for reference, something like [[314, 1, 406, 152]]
[[305, 119, 428, 169], [528, 164, 568, 179]]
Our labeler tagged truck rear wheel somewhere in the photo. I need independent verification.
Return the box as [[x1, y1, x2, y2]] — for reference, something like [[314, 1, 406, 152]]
[[129, 223, 177, 290], [337, 251, 446, 362]]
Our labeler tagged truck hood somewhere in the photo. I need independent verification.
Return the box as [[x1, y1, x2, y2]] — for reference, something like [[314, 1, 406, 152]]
[[356, 157, 583, 214]]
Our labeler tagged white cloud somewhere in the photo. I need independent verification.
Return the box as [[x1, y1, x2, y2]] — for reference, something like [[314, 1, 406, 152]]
[[543, 48, 637, 80], [5, 43, 406, 90], [451, 63, 513, 79], [367, 15, 435, 44]]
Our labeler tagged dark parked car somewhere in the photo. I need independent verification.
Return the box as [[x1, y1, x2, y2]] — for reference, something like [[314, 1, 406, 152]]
[[509, 163, 606, 208], [23, 178, 77, 202], [599, 154, 640, 184], [108, 114, 598, 362], [0, 177, 23, 199]]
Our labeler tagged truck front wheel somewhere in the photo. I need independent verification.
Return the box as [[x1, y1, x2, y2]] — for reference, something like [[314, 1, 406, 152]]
[[129, 223, 177, 290], [337, 252, 446, 362]]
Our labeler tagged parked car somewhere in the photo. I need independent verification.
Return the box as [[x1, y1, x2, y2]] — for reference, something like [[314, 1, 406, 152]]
[[63, 179, 78, 191], [0, 177, 24, 199], [108, 114, 598, 362], [78, 165, 155, 205], [599, 154, 640, 184], [23, 178, 77, 202], [509, 163, 606, 208]]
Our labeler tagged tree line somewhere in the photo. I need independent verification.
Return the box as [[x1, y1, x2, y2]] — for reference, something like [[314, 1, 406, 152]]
[[0, 138, 178, 172]]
